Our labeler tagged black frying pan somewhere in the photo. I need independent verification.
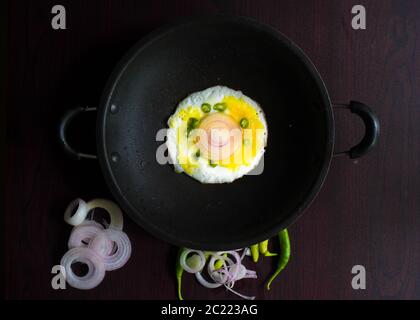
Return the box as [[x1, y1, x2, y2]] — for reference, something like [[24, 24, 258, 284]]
[[59, 16, 379, 251]]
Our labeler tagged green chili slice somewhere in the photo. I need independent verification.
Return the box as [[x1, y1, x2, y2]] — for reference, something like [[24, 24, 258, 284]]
[[201, 103, 211, 113], [209, 160, 217, 167], [213, 102, 227, 112], [240, 118, 249, 128], [187, 117, 199, 137]]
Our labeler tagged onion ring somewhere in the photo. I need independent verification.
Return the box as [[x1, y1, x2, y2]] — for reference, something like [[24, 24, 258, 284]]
[[208, 254, 232, 283], [64, 198, 88, 226], [86, 199, 124, 230], [195, 114, 242, 161], [180, 249, 206, 273], [88, 229, 131, 271], [230, 263, 247, 281], [179, 249, 258, 299], [60, 247, 105, 290], [195, 271, 223, 288], [213, 251, 242, 281], [244, 248, 251, 257], [68, 221, 113, 255], [224, 284, 256, 300]]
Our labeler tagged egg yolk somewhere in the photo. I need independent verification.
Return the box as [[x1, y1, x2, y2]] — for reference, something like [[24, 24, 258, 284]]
[[173, 96, 265, 173], [218, 96, 265, 170], [196, 113, 242, 162]]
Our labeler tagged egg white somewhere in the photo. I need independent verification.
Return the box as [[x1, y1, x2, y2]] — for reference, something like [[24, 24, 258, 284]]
[[166, 86, 268, 184]]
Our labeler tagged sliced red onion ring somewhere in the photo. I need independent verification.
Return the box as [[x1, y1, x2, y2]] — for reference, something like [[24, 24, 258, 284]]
[[181, 249, 258, 300], [212, 251, 242, 281], [246, 269, 257, 276], [60, 247, 105, 290], [229, 263, 247, 281], [240, 248, 249, 260], [86, 199, 124, 230], [242, 274, 258, 279], [195, 271, 223, 288], [235, 266, 257, 280], [208, 254, 232, 283], [89, 229, 131, 271], [196, 114, 242, 161], [244, 248, 251, 257], [68, 221, 113, 255], [224, 284, 256, 300], [180, 249, 206, 273], [64, 198, 88, 226]]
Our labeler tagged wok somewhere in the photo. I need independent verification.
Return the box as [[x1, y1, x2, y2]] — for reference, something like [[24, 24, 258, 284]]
[[59, 16, 379, 250]]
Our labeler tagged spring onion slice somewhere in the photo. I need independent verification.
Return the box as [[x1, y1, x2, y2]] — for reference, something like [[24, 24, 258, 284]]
[[60, 247, 105, 290], [64, 198, 88, 226]]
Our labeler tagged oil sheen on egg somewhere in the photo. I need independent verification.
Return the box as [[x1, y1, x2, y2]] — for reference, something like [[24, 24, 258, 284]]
[[166, 86, 268, 183]]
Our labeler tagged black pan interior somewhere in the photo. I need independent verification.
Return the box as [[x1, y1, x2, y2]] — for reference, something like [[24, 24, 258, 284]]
[[98, 16, 333, 250]]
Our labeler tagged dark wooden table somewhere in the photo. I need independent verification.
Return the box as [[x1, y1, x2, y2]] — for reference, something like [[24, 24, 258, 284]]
[[4, 0, 420, 300]]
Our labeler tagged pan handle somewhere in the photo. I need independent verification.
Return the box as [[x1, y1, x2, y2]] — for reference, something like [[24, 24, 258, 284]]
[[58, 107, 97, 160], [333, 101, 380, 159]]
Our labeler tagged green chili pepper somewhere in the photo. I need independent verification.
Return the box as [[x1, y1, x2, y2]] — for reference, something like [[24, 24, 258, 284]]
[[240, 118, 249, 128], [250, 244, 259, 263], [201, 103, 211, 113], [175, 248, 185, 300], [214, 253, 227, 270], [187, 117, 199, 136], [259, 240, 277, 257], [266, 229, 290, 290], [259, 240, 269, 254], [213, 102, 227, 112], [264, 251, 278, 257]]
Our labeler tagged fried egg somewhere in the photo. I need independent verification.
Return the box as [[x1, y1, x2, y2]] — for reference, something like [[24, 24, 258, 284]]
[[166, 86, 268, 183]]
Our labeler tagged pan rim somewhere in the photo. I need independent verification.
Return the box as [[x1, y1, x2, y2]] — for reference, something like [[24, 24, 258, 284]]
[[97, 14, 334, 250]]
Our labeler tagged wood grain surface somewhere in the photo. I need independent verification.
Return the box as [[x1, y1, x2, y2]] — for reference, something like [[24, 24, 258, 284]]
[[4, 0, 420, 299]]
